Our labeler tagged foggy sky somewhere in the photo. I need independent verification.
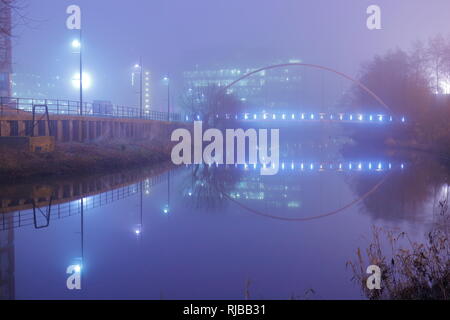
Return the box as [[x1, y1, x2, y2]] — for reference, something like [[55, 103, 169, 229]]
[[11, 0, 450, 111]]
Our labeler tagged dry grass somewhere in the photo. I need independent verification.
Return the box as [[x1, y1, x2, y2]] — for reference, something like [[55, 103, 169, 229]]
[[348, 207, 449, 300]]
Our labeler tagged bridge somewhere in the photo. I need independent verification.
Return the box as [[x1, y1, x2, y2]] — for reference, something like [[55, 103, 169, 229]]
[[0, 97, 184, 143], [191, 111, 406, 124]]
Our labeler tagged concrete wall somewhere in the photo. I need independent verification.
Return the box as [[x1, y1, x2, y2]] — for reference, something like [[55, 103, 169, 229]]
[[0, 113, 183, 143]]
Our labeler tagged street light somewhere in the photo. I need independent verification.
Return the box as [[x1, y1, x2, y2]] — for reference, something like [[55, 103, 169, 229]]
[[163, 76, 170, 121], [72, 39, 81, 49], [72, 72, 91, 89], [133, 60, 144, 118], [71, 37, 83, 115]]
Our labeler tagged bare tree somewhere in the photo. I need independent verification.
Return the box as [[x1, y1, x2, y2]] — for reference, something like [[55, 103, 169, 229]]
[[0, 0, 29, 96], [426, 34, 450, 94], [0, 0, 29, 37], [179, 84, 243, 128]]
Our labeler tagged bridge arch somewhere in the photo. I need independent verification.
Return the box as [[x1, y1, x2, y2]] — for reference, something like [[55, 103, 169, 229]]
[[214, 63, 393, 221], [222, 63, 391, 112]]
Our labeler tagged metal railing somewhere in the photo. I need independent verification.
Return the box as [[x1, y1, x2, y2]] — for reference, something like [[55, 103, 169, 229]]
[[0, 97, 183, 122]]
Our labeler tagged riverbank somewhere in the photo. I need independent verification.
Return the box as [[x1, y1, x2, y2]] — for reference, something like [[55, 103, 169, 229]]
[[0, 140, 172, 182]]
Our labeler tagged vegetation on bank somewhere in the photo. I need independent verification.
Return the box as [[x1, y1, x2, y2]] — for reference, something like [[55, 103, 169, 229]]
[[0, 140, 172, 182], [345, 35, 450, 158], [348, 206, 449, 300]]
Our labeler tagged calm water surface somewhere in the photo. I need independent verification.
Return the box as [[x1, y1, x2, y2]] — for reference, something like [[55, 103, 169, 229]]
[[0, 141, 448, 300]]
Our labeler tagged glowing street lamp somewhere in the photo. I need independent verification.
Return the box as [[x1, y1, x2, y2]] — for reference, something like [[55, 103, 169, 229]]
[[69, 37, 84, 115], [163, 76, 170, 121], [133, 60, 144, 118], [72, 72, 91, 90], [72, 39, 81, 49], [70, 38, 84, 115]]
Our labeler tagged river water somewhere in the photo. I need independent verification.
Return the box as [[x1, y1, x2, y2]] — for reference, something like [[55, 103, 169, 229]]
[[0, 137, 448, 300]]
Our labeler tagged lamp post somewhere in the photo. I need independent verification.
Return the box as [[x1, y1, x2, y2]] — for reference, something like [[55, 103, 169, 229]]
[[163, 76, 170, 121], [66, 4, 83, 115], [163, 171, 171, 215], [133, 60, 144, 118], [72, 37, 83, 116]]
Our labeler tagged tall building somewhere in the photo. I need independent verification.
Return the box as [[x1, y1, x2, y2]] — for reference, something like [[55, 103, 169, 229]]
[[132, 67, 152, 114], [0, 0, 12, 97], [183, 59, 303, 109]]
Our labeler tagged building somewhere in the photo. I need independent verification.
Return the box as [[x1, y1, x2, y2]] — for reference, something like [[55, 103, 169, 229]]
[[183, 59, 303, 110], [11, 73, 66, 99], [0, 1, 12, 97], [131, 67, 152, 114]]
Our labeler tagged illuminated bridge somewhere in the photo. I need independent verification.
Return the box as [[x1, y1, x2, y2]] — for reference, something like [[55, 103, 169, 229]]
[[189, 112, 406, 124], [0, 97, 184, 143]]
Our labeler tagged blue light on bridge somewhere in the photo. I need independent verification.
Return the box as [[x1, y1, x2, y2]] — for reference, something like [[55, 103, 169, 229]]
[[228, 112, 406, 124]]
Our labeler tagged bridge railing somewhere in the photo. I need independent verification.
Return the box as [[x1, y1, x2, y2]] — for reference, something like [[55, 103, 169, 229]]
[[0, 97, 183, 122]]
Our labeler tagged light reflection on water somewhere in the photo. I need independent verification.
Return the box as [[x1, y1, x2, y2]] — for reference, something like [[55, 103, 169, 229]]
[[0, 152, 448, 300]]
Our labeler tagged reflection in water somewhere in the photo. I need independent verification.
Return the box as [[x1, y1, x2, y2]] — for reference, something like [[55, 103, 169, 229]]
[[0, 165, 171, 230], [177, 160, 404, 221], [180, 164, 243, 210], [0, 215, 14, 299], [0, 165, 173, 300], [346, 155, 450, 223]]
